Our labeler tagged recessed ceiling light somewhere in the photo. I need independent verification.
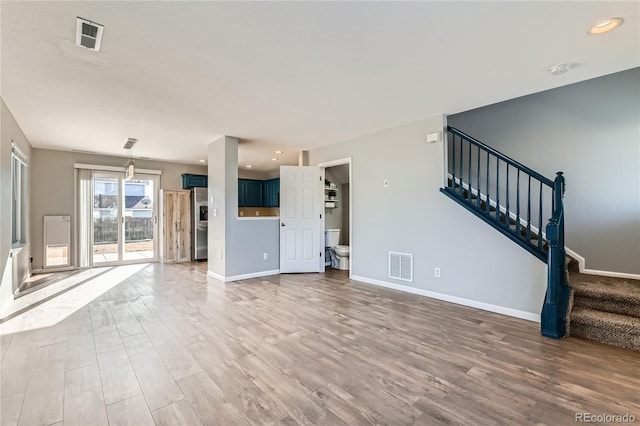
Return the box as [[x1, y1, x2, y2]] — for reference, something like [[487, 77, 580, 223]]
[[275, 150, 283, 154], [548, 63, 574, 76], [246, 165, 253, 168], [199, 159, 206, 163], [588, 17, 624, 35], [271, 158, 279, 161]]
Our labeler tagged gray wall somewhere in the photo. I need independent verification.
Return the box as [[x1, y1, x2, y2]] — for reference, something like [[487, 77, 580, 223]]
[[207, 137, 230, 277], [238, 169, 270, 180], [208, 137, 279, 280], [226, 219, 279, 276], [1, 99, 33, 309], [309, 115, 547, 316], [29, 148, 207, 270], [324, 169, 344, 232], [238, 169, 280, 180], [449, 68, 640, 275]]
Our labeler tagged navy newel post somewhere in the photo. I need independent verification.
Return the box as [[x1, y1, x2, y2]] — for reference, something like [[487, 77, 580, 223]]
[[541, 172, 570, 338]]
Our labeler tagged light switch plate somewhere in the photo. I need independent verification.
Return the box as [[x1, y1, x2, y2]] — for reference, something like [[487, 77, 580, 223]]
[[426, 132, 441, 144]]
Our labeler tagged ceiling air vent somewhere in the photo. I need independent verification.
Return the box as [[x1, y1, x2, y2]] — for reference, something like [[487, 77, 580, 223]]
[[389, 251, 413, 282], [76, 17, 104, 51]]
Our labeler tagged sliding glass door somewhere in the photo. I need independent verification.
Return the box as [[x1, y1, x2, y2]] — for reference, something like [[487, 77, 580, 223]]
[[123, 176, 156, 261], [93, 172, 159, 265]]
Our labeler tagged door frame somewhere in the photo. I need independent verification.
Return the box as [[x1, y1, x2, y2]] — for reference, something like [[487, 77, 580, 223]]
[[318, 157, 352, 279], [92, 172, 160, 266]]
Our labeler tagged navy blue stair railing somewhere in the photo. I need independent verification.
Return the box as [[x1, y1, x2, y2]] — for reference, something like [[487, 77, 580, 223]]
[[541, 173, 570, 338], [440, 126, 570, 339]]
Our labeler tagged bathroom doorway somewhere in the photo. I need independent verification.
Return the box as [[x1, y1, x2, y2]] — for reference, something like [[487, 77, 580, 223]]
[[319, 158, 352, 278]]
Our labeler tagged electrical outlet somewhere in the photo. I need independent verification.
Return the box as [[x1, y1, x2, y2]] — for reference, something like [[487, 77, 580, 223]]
[[434, 267, 441, 278], [263, 253, 268, 260]]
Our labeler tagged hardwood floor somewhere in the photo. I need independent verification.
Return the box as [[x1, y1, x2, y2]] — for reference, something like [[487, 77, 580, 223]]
[[1, 262, 639, 425]]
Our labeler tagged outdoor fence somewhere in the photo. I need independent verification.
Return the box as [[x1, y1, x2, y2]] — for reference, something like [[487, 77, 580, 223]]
[[94, 217, 153, 244]]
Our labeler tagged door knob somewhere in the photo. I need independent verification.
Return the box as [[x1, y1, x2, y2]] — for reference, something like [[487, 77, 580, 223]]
[[281, 223, 285, 227]]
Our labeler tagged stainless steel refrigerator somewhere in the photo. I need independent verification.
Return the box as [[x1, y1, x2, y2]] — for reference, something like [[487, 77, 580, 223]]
[[191, 187, 208, 261]]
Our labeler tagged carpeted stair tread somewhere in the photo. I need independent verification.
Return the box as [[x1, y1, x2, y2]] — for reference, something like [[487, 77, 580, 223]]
[[569, 272, 640, 305], [574, 296, 640, 318], [570, 307, 640, 351], [570, 322, 640, 351], [571, 306, 640, 331]]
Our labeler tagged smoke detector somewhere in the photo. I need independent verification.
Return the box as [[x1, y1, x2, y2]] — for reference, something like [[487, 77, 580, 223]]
[[548, 63, 575, 76], [76, 17, 104, 51]]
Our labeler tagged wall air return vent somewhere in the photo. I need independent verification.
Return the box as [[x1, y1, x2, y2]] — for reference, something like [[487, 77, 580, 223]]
[[389, 251, 413, 282], [76, 17, 104, 51]]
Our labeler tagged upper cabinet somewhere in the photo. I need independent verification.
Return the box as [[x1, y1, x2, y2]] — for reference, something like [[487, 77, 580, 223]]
[[246, 179, 263, 207], [263, 178, 280, 207], [238, 178, 279, 207], [181, 174, 207, 189], [238, 179, 263, 207]]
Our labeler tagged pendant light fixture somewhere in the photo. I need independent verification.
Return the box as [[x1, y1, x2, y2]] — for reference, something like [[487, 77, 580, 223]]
[[124, 138, 137, 180]]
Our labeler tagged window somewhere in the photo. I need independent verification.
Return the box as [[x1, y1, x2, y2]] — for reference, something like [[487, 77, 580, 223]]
[[11, 145, 28, 246]]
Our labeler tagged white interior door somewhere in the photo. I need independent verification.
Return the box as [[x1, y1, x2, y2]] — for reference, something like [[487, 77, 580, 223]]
[[280, 166, 322, 273]]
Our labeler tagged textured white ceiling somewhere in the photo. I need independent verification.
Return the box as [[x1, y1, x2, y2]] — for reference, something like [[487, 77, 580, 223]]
[[1, 1, 638, 171]]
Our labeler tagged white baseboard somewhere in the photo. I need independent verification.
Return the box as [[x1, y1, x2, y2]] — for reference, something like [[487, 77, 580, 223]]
[[565, 248, 640, 280], [351, 274, 540, 323], [580, 269, 640, 280], [207, 269, 280, 283], [206, 270, 226, 282], [31, 266, 77, 274]]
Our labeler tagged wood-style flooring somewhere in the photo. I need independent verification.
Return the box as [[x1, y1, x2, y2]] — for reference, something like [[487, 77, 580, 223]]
[[1, 263, 639, 426]]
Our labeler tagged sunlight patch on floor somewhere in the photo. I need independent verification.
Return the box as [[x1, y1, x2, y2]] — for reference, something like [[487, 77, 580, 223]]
[[0, 263, 149, 335]]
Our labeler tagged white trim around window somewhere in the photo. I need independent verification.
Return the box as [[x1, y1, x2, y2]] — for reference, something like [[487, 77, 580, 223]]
[[11, 142, 28, 164], [74, 163, 162, 175]]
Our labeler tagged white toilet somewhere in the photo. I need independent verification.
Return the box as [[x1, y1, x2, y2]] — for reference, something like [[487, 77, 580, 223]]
[[325, 229, 350, 270]]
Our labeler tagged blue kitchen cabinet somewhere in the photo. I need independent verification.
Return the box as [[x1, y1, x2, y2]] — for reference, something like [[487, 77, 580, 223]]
[[181, 174, 207, 189], [263, 178, 280, 207], [238, 179, 263, 207], [238, 180, 247, 206]]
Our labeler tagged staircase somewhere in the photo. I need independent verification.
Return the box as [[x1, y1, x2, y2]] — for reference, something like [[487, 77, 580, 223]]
[[567, 262, 640, 351], [439, 127, 638, 351]]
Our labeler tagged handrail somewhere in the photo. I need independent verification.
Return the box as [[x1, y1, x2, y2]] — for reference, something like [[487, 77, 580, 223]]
[[448, 126, 555, 187], [445, 126, 554, 259], [442, 126, 570, 339]]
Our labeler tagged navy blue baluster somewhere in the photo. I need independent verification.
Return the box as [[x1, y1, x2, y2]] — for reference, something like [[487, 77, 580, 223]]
[[485, 153, 490, 213], [526, 175, 532, 242], [459, 137, 464, 196], [451, 133, 456, 190], [495, 159, 500, 222], [538, 181, 543, 249], [516, 169, 520, 237], [467, 140, 472, 201], [477, 146, 481, 208], [505, 163, 510, 228]]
